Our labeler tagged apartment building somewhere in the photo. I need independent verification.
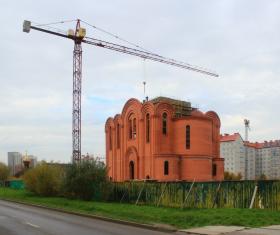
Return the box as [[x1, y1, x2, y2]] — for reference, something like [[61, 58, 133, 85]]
[[7, 152, 23, 176], [244, 142, 256, 180], [256, 141, 280, 179], [221, 134, 280, 180], [220, 133, 245, 179]]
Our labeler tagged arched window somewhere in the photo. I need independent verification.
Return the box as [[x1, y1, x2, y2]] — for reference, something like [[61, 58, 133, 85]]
[[117, 123, 120, 149], [164, 161, 169, 175], [162, 113, 167, 135], [133, 118, 136, 139], [128, 114, 136, 140], [129, 119, 133, 139], [109, 126, 112, 150], [146, 113, 150, 143], [186, 125, 190, 149]]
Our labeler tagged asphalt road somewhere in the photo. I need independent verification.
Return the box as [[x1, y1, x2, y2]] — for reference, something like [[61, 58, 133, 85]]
[[0, 200, 184, 235]]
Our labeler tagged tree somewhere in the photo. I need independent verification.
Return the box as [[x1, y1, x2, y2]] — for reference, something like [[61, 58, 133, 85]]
[[63, 160, 109, 200], [0, 163, 9, 182], [23, 162, 64, 196], [224, 171, 242, 180]]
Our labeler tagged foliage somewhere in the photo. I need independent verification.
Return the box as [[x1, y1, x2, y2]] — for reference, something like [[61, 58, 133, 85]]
[[23, 162, 64, 196], [258, 174, 267, 180], [0, 162, 10, 181], [63, 160, 109, 200], [2, 188, 280, 229], [14, 169, 26, 178], [224, 171, 242, 180]]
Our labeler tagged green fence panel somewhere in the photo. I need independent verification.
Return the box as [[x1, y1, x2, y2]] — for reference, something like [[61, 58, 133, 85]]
[[9, 180, 24, 189], [111, 180, 280, 210]]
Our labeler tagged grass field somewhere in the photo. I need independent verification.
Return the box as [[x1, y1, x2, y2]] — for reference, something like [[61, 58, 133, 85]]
[[0, 187, 280, 229]]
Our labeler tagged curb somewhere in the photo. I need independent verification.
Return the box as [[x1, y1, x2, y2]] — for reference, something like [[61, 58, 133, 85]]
[[0, 198, 176, 233]]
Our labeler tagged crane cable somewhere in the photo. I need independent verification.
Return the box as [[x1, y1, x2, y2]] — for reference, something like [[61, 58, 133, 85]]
[[80, 19, 154, 54], [33, 19, 77, 27], [30, 19, 154, 54], [31, 19, 77, 35]]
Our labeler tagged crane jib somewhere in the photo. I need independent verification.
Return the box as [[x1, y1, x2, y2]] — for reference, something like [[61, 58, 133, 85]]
[[27, 25, 218, 77]]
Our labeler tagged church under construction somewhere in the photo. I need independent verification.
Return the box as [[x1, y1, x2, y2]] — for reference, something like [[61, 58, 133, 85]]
[[105, 97, 224, 182]]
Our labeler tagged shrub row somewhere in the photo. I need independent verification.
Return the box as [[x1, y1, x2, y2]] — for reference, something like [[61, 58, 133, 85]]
[[23, 160, 110, 201]]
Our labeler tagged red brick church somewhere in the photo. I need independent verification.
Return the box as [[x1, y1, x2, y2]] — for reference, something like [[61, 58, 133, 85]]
[[105, 97, 224, 182]]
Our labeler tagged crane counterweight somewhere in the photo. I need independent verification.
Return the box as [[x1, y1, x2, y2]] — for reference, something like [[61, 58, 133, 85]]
[[23, 20, 31, 33]]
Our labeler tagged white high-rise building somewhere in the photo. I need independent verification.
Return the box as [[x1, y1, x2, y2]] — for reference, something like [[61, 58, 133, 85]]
[[220, 134, 280, 180], [28, 155, 38, 168], [244, 142, 256, 180], [220, 133, 245, 179], [7, 152, 23, 176], [256, 141, 280, 179]]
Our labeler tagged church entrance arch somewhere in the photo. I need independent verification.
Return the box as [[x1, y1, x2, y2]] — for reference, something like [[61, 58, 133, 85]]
[[129, 161, 134, 179], [125, 146, 139, 180]]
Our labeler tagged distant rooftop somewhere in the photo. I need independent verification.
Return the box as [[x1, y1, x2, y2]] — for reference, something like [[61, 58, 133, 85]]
[[220, 133, 241, 142], [220, 133, 280, 148], [262, 140, 280, 148], [150, 96, 192, 117]]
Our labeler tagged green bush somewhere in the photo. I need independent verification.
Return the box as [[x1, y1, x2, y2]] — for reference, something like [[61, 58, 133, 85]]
[[63, 160, 109, 200], [0, 162, 9, 181], [23, 162, 63, 196]]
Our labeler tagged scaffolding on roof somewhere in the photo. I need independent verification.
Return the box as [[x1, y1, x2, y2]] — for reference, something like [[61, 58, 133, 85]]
[[150, 96, 193, 117]]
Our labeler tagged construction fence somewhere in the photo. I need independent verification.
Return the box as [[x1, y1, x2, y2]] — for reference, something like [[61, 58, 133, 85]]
[[0, 180, 24, 189], [109, 180, 280, 210]]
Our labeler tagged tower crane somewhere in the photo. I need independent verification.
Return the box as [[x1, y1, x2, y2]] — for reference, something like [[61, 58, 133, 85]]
[[23, 19, 218, 163], [244, 119, 250, 142]]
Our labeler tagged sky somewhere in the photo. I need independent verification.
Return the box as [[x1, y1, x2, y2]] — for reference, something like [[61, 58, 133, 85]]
[[0, 0, 279, 164]]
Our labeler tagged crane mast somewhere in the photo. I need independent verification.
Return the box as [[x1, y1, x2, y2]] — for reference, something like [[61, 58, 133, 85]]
[[23, 19, 218, 163], [72, 20, 83, 162]]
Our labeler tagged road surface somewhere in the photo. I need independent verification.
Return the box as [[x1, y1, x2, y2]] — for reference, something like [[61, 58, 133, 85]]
[[0, 200, 183, 235]]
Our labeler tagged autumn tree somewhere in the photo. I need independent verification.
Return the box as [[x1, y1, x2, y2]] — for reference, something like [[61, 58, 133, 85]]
[[224, 171, 242, 180], [23, 162, 64, 196]]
